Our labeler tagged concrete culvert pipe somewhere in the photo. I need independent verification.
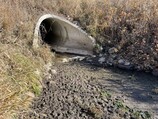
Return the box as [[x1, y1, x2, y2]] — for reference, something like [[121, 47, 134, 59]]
[[33, 14, 95, 56]]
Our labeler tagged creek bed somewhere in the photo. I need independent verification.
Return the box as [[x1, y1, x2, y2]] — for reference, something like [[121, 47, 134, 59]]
[[19, 54, 158, 119]]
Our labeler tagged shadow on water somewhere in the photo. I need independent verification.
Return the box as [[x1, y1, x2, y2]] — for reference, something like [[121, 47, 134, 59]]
[[77, 60, 158, 114]]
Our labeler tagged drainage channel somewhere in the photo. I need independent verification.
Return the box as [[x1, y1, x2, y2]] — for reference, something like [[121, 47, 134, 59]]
[[27, 14, 158, 118], [20, 54, 158, 119]]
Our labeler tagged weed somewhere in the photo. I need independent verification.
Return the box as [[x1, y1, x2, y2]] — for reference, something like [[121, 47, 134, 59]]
[[132, 110, 151, 119], [114, 100, 124, 109], [101, 91, 112, 99]]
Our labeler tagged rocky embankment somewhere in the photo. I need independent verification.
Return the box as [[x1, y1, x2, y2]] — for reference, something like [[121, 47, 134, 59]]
[[83, 46, 158, 77], [19, 61, 152, 119]]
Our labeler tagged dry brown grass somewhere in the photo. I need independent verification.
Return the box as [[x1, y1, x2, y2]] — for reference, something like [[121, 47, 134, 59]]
[[58, 0, 158, 42], [0, 0, 158, 118], [0, 43, 53, 118], [57, 0, 158, 70], [0, 1, 54, 118]]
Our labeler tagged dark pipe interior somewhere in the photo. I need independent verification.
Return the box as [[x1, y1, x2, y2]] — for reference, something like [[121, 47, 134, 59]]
[[40, 18, 62, 46]]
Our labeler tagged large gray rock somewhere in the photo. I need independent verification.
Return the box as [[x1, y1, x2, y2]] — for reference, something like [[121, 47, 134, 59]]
[[117, 59, 133, 70]]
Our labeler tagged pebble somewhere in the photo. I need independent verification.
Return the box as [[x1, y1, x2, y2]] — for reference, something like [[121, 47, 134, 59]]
[[21, 62, 150, 119], [107, 61, 113, 66], [62, 58, 69, 63], [108, 47, 118, 54], [124, 61, 130, 66], [118, 59, 125, 64], [98, 57, 106, 64], [50, 69, 57, 75], [117, 59, 133, 70]]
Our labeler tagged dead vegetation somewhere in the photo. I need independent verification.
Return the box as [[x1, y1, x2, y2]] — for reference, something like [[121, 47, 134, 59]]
[[57, 0, 158, 71], [0, 1, 53, 118], [0, 0, 158, 118]]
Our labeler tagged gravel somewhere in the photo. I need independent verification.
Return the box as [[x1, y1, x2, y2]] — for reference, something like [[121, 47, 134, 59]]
[[19, 61, 152, 119]]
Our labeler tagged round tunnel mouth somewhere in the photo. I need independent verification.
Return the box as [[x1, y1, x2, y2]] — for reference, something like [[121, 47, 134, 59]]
[[33, 14, 95, 55], [39, 18, 66, 46]]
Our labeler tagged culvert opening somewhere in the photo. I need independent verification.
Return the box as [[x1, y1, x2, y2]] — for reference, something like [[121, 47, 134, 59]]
[[40, 18, 66, 46], [34, 14, 95, 55]]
